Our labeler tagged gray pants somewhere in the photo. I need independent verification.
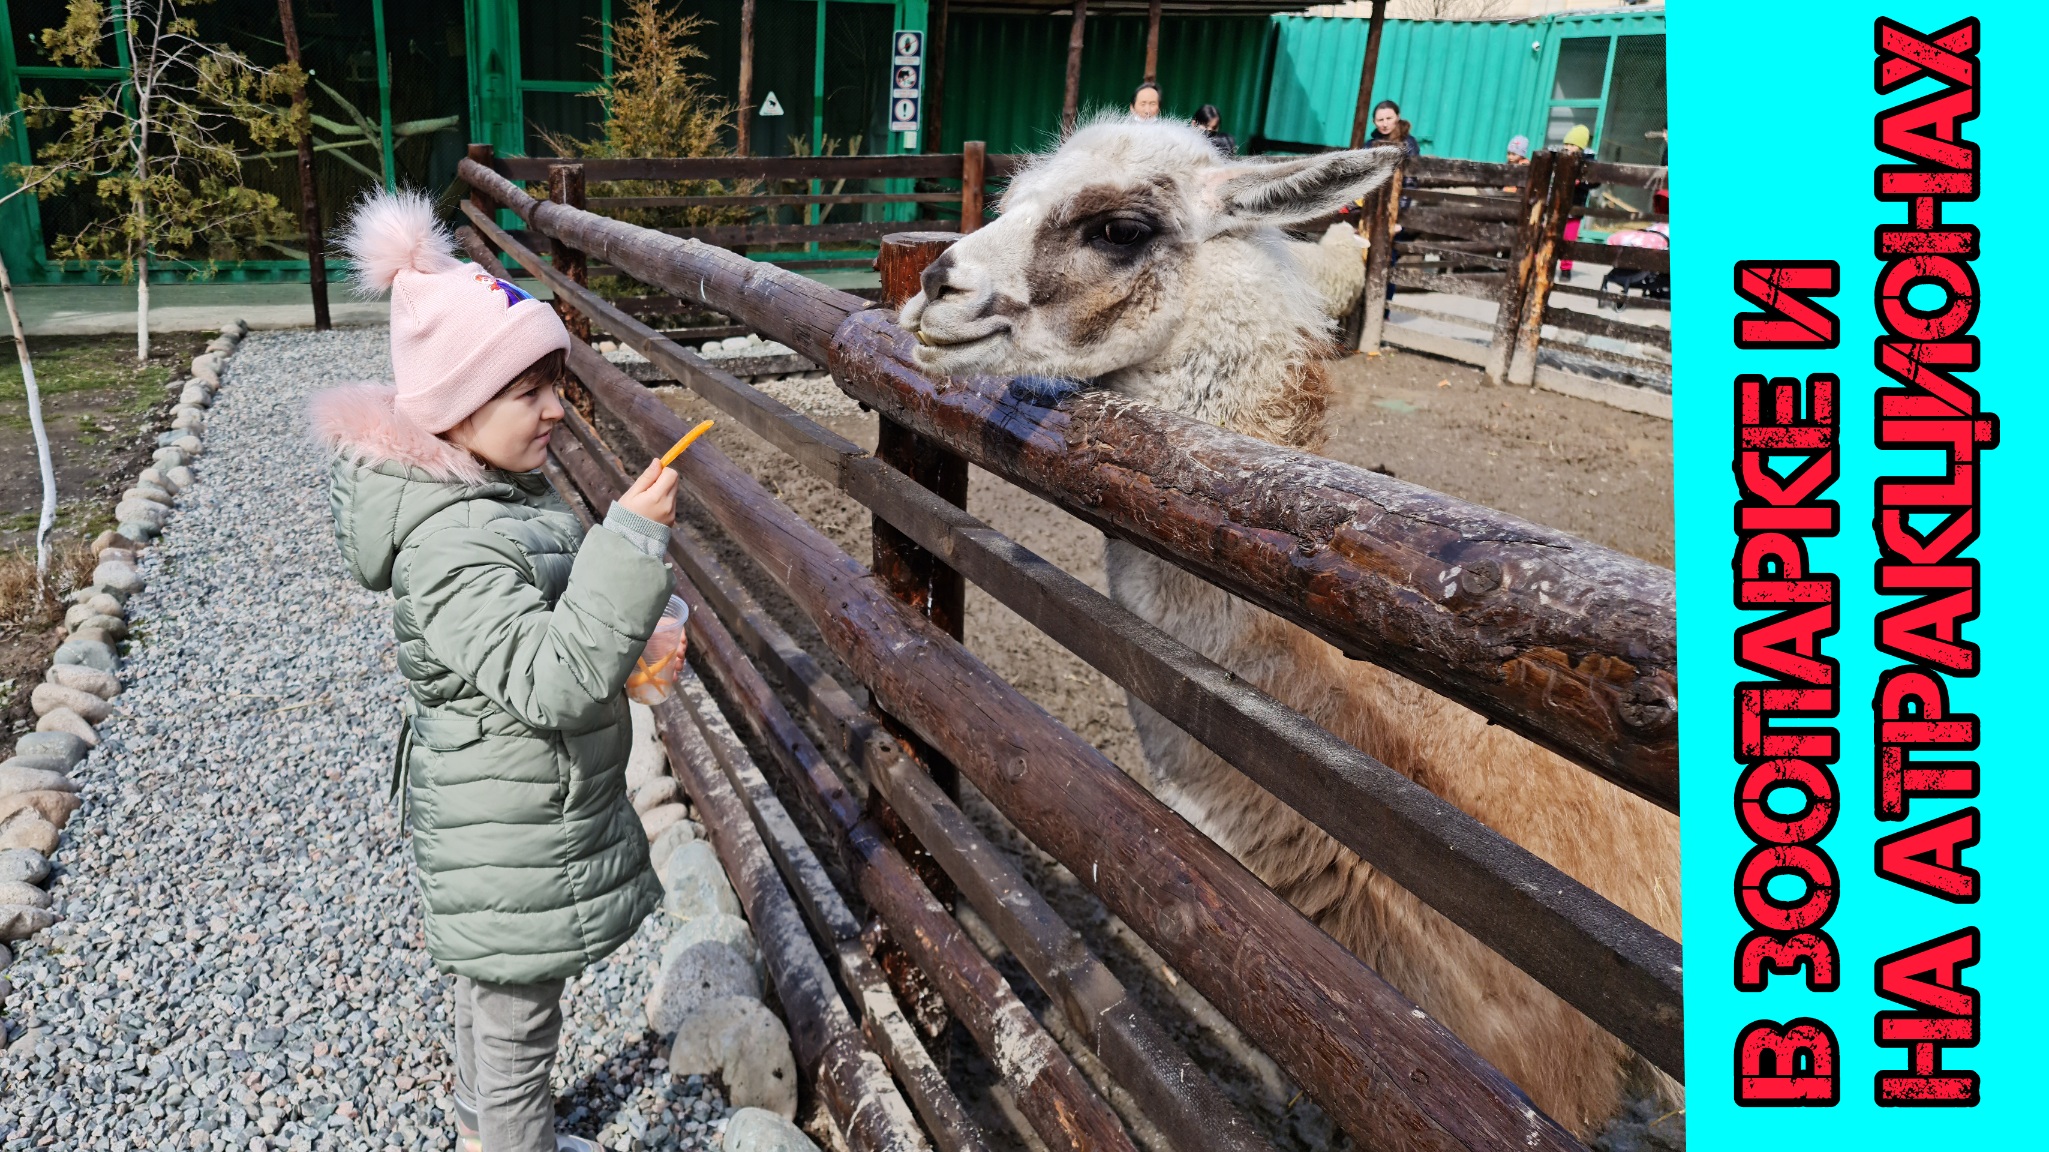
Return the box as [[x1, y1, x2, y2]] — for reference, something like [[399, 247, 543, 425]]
[[451, 975, 567, 1152]]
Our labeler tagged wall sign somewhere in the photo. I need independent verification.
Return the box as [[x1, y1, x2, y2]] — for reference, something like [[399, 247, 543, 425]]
[[889, 30, 923, 135]]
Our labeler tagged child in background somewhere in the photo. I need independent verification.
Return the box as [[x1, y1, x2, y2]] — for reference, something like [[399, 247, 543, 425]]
[[310, 189, 678, 1152]]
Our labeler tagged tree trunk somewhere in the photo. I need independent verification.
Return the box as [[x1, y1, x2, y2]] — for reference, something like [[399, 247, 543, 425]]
[[278, 0, 330, 330], [136, 252, 150, 362], [0, 253, 61, 579]]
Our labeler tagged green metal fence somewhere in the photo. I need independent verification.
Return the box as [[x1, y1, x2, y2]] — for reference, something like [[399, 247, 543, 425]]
[[937, 12, 1274, 156], [1261, 8, 1666, 164], [0, 0, 935, 284]]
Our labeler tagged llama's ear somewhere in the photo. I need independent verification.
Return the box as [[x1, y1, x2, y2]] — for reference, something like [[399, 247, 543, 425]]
[[1209, 148, 1402, 229]]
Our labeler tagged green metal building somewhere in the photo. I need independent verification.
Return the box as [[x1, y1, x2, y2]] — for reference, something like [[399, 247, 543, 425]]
[[1261, 6, 1666, 164], [2, 1, 1663, 283]]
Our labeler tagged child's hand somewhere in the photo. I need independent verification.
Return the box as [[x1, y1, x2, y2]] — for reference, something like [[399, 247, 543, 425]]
[[616, 458, 679, 527]]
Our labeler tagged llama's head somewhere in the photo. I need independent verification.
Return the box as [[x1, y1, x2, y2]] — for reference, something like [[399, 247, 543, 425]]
[[900, 120, 1397, 429]]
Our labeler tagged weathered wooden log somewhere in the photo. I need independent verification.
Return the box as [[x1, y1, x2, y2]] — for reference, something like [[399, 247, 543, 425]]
[[552, 409, 1137, 1152], [660, 220, 958, 248], [478, 213, 1684, 1075], [555, 473, 930, 1152], [873, 233, 970, 642], [565, 395, 1274, 1152], [960, 142, 986, 234], [1487, 149, 1555, 382], [547, 164, 592, 346], [463, 158, 858, 366], [592, 192, 962, 210], [645, 697, 930, 1152], [1541, 304, 1673, 349], [1576, 159, 1667, 187], [1509, 147, 1582, 386], [550, 442, 981, 1152], [1556, 240, 1668, 273], [544, 319, 1587, 1152], [1407, 155, 1525, 187], [1358, 159, 1402, 352], [824, 312, 1678, 810], [502, 154, 985, 182], [1397, 208, 1517, 245]]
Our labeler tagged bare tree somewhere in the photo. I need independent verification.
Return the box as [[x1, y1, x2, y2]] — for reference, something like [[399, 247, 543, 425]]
[[1394, 0, 1510, 19], [0, 109, 79, 580], [14, 0, 297, 362]]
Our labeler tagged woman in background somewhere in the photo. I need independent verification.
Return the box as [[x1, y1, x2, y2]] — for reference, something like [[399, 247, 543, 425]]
[[1191, 104, 1234, 156], [1131, 82, 1162, 122]]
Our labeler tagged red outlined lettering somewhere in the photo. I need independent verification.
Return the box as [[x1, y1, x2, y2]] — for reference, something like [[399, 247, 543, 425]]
[[1734, 262, 1841, 349], [1875, 808, 1980, 903], [1874, 928, 1980, 1106], [1737, 1019, 1842, 1105], [1870, 17, 1985, 1109], [1874, 666, 1979, 819]]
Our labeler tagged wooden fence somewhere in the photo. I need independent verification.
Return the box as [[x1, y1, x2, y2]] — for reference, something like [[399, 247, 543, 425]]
[[1345, 150, 1670, 404], [456, 153, 1682, 1152], [475, 146, 1022, 335]]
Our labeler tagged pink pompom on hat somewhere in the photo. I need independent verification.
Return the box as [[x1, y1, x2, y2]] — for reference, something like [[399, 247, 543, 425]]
[[335, 188, 570, 434]]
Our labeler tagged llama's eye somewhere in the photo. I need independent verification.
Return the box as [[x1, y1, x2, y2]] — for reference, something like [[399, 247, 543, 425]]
[[1097, 219, 1153, 247]]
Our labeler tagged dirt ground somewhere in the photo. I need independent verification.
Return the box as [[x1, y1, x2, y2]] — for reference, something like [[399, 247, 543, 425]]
[[1320, 347, 1674, 567], [0, 333, 199, 743], [639, 347, 1675, 1151]]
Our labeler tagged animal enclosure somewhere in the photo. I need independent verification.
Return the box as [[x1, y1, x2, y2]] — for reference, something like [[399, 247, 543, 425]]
[[457, 148, 1680, 1152], [1342, 150, 1671, 404]]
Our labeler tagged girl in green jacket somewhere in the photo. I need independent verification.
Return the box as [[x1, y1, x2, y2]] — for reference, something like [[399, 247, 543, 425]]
[[311, 189, 678, 1152]]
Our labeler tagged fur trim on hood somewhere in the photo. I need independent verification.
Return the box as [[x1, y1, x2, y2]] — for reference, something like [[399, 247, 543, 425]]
[[308, 382, 487, 486]]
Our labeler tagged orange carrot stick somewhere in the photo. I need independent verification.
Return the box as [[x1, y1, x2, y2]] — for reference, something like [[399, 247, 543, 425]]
[[660, 420, 715, 467]]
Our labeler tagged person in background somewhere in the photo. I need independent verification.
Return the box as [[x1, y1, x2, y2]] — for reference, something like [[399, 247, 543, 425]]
[[1558, 123, 1594, 279], [1368, 99, 1421, 165], [1191, 104, 1234, 156], [1504, 134, 1530, 194], [1131, 82, 1161, 122], [1364, 99, 1418, 307]]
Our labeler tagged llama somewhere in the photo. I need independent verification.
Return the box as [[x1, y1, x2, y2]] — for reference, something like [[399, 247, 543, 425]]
[[1288, 221, 1368, 319], [898, 119, 1680, 1138]]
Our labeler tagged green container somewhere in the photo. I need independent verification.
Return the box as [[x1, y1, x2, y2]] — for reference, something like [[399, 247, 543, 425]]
[[1261, 8, 1666, 165]]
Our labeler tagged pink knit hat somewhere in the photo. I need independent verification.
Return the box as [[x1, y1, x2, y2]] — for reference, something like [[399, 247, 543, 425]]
[[336, 189, 570, 434]]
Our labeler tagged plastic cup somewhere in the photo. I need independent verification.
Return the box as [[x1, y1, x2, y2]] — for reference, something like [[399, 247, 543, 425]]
[[626, 595, 690, 705]]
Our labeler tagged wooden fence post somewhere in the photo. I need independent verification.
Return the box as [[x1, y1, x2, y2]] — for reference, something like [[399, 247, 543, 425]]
[[959, 142, 985, 234], [737, 0, 756, 156], [547, 164, 591, 344], [464, 144, 501, 249], [869, 231, 972, 1036], [1061, 0, 1088, 134], [547, 163, 595, 420], [1507, 147, 1580, 386], [1485, 148, 1555, 383], [1358, 156, 1403, 353]]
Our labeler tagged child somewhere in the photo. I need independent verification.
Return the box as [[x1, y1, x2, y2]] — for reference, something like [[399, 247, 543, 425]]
[[310, 189, 679, 1152]]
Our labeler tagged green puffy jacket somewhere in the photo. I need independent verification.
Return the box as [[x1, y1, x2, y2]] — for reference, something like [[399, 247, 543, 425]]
[[314, 383, 672, 984]]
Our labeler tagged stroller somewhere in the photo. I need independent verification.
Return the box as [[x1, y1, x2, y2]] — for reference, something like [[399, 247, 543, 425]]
[[1599, 222, 1669, 310]]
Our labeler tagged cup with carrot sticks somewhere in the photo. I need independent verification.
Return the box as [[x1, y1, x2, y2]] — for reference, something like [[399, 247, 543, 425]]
[[624, 420, 713, 705]]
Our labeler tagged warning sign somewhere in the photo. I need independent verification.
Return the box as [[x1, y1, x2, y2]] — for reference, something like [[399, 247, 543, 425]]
[[888, 30, 923, 133]]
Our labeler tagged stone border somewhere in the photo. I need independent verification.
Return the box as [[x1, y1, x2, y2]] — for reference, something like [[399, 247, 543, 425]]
[[0, 319, 248, 1002]]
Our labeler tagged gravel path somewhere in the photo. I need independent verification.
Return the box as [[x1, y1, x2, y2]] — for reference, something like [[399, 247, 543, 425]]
[[0, 328, 728, 1152]]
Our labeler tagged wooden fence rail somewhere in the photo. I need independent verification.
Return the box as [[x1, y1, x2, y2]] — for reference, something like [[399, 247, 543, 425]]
[[1346, 151, 1670, 392], [456, 157, 1679, 811], [547, 388, 1270, 1152], [455, 191, 1597, 1152], [456, 154, 1687, 1150], [455, 206, 1683, 1079], [458, 156, 1684, 1064]]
